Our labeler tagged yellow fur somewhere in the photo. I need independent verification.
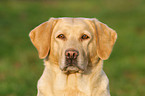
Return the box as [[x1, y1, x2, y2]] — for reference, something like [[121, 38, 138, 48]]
[[29, 17, 117, 96]]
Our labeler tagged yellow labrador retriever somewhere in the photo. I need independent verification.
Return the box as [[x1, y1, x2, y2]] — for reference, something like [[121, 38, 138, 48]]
[[29, 17, 117, 96]]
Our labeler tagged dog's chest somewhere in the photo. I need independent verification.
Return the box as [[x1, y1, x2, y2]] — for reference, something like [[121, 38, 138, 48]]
[[54, 89, 88, 96], [54, 74, 80, 90], [53, 74, 90, 96]]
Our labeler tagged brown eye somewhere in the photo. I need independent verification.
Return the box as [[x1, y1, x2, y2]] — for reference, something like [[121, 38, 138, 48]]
[[81, 34, 89, 40], [57, 34, 65, 39]]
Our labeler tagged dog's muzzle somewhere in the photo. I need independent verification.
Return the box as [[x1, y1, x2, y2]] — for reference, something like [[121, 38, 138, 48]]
[[61, 49, 83, 74]]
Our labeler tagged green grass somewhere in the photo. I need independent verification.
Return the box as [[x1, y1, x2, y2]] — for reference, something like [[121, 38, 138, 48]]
[[0, 0, 145, 96]]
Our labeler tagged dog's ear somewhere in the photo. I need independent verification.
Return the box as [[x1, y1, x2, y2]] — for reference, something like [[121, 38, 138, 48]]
[[92, 18, 117, 60], [29, 18, 57, 59]]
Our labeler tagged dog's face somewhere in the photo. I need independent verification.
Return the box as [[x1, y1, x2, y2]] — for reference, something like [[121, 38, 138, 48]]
[[50, 19, 95, 73], [29, 18, 117, 74]]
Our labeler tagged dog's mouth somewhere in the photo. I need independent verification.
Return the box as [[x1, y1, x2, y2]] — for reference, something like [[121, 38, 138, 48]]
[[61, 65, 84, 74], [61, 59, 84, 74]]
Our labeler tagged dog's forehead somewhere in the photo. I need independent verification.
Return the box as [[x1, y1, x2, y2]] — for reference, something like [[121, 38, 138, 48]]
[[55, 18, 92, 30]]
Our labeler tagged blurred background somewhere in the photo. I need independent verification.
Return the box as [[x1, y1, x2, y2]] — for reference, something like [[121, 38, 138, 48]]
[[0, 0, 145, 96]]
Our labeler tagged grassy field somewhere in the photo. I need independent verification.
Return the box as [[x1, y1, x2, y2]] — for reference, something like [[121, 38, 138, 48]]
[[0, 0, 145, 96]]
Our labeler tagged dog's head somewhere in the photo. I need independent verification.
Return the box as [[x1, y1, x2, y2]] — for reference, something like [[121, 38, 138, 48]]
[[29, 17, 117, 74]]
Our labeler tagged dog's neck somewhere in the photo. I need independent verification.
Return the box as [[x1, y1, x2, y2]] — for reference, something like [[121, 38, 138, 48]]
[[38, 59, 109, 96], [44, 58, 103, 86]]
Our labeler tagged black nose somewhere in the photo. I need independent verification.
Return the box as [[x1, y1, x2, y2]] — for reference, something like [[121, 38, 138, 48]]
[[65, 49, 79, 59]]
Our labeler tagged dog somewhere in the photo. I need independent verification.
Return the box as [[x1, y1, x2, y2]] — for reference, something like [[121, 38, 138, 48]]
[[29, 17, 117, 96]]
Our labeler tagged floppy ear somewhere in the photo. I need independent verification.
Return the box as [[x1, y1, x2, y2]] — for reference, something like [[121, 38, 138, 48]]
[[29, 18, 57, 59], [92, 18, 117, 60]]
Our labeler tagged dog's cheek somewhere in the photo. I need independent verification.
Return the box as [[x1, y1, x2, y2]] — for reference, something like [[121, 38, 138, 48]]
[[78, 42, 89, 68], [76, 48, 87, 70], [90, 40, 97, 56], [58, 43, 66, 66], [51, 42, 59, 56]]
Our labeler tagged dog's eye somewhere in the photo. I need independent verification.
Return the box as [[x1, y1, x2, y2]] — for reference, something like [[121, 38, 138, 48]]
[[81, 34, 89, 40], [57, 34, 65, 39]]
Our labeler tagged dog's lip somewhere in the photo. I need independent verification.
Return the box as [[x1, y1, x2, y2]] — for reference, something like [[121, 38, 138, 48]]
[[61, 65, 84, 74]]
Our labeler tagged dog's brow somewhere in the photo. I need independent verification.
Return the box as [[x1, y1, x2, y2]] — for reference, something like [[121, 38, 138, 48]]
[[55, 31, 63, 37], [83, 30, 91, 35], [78, 30, 92, 37]]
